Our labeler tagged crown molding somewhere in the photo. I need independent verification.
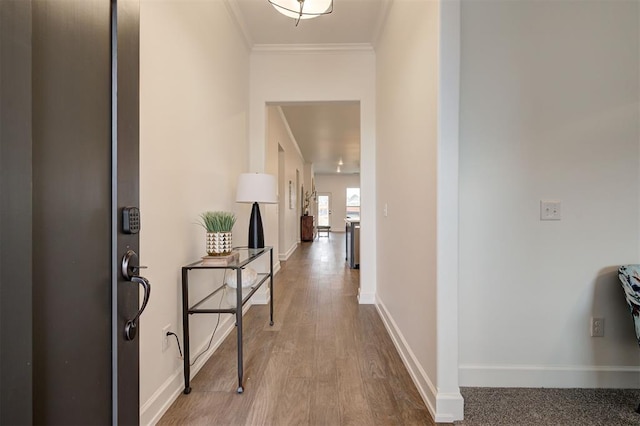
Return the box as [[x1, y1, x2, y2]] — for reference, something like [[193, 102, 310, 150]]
[[224, 0, 254, 50], [251, 43, 375, 54], [371, 0, 393, 49]]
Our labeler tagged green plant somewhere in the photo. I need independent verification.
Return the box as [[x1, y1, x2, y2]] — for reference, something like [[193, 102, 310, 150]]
[[199, 211, 236, 233]]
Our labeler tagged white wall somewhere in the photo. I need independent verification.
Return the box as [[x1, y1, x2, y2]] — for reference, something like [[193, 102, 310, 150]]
[[315, 173, 361, 231], [139, 1, 250, 423], [266, 106, 305, 260], [459, 0, 640, 387], [249, 47, 377, 303], [375, 0, 463, 422]]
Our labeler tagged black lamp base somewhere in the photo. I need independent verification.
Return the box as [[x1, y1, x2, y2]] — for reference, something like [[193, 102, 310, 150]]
[[248, 202, 264, 249]]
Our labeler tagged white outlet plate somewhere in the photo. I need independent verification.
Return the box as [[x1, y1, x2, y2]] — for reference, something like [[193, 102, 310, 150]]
[[162, 324, 171, 352], [540, 200, 561, 220], [590, 317, 604, 337]]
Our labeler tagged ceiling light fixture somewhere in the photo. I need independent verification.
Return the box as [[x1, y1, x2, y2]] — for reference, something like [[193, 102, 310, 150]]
[[338, 159, 344, 166], [268, 0, 333, 26]]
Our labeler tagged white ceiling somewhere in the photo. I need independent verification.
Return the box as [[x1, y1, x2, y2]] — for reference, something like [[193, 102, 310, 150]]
[[229, 0, 388, 46], [229, 0, 387, 174]]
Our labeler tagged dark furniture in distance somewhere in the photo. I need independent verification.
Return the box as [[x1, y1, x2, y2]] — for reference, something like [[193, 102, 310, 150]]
[[301, 215, 315, 241], [181, 247, 274, 394]]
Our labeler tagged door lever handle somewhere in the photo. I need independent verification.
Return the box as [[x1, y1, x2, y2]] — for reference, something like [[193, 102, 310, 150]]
[[124, 275, 151, 341]]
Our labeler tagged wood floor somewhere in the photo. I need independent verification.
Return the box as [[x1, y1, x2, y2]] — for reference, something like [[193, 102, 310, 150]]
[[159, 233, 436, 425]]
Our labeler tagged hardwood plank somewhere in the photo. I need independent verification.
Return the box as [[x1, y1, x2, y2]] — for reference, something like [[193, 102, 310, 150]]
[[271, 377, 312, 425], [242, 351, 290, 426], [363, 378, 401, 425], [314, 334, 337, 379], [336, 354, 375, 425], [157, 391, 229, 425], [309, 377, 341, 425]]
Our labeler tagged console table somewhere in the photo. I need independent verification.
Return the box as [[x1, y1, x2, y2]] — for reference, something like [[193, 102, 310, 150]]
[[181, 246, 273, 394]]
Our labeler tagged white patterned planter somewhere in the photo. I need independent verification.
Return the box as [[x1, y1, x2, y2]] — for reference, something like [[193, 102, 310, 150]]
[[206, 232, 232, 256]]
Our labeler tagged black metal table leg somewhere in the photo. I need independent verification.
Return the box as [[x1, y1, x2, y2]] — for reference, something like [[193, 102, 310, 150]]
[[269, 248, 274, 326], [181, 268, 191, 394], [236, 268, 244, 393]]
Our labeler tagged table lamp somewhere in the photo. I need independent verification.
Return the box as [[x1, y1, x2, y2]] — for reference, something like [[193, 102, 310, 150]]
[[236, 173, 277, 249]]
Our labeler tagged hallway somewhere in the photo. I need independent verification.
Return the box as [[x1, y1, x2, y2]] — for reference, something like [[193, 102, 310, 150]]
[[159, 234, 435, 425]]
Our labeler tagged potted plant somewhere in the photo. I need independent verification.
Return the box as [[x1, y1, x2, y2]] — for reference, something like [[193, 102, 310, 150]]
[[199, 211, 236, 256]]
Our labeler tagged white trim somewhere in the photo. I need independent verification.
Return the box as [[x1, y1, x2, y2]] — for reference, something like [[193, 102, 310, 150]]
[[459, 364, 640, 389], [376, 297, 463, 423], [223, 0, 253, 50], [357, 289, 376, 304], [371, 0, 393, 49], [140, 365, 184, 426], [140, 303, 251, 425], [278, 241, 298, 261], [250, 261, 280, 305], [435, 0, 463, 422], [275, 106, 304, 161], [375, 298, 438, 418], [252, 43, 374, 54], [436, 392, 466, 424], [250, 290, 270, 305]]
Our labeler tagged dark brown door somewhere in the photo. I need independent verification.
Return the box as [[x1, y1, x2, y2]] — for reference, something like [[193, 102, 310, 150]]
[[0, 1, 142, 424]]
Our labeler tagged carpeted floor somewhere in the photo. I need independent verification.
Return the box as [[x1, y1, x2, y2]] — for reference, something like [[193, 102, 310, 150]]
[[455, 387, 640, 426]]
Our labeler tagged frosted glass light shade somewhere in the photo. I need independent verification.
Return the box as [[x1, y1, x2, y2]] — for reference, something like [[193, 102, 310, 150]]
[[269, 0, 332, 20], [236, 173, 277, 204]]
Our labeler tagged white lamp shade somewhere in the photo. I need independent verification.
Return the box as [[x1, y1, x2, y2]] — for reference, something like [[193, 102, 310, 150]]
[[236, 173, 278, 204], [270, 0, 332, 20]]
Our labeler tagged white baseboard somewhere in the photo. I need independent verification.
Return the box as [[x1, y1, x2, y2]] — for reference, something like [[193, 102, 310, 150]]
[[250, 262, 280, 305], [459, 364, 640, 389], [140, 365, 184, 426], [250, 289, 270, 305], [141, 304, 251, 425], [357, 290, 376, 304], [376, 298, 463, 423], [278, 242, 297, 261], [436, 392, 465, 423]]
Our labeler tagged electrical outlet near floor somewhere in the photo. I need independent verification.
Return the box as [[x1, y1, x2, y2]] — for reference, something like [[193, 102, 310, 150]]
[[590, 317, 604, 337], [540, 200, 562, 220], [162, 324, 171, 352]]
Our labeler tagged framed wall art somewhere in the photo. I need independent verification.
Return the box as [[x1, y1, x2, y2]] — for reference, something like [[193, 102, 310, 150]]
[[289, 180, 296, 209]]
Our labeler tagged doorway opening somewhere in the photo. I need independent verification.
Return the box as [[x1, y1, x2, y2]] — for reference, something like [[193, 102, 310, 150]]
[[271, 101, 361, 288], [317, 193, 331, 226]]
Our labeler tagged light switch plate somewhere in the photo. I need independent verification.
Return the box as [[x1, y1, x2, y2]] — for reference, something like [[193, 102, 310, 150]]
[[540, 200, 561, 220]]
